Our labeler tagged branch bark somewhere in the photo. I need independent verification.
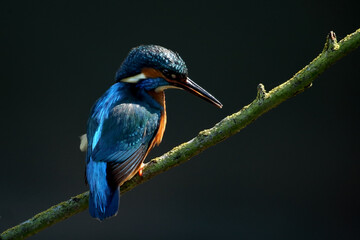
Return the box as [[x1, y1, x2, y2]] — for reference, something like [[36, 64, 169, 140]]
[[1, 28, 360, 240]]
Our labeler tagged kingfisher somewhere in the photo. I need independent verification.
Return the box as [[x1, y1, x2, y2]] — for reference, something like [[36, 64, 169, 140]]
[[82, 45, 222, 220]]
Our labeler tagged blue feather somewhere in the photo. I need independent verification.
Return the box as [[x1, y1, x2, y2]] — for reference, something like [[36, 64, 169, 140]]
[[87, 160, 120, 220]]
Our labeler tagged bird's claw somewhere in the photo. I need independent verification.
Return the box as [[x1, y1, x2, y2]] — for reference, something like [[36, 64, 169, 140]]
[[138, 163, 146, 177]]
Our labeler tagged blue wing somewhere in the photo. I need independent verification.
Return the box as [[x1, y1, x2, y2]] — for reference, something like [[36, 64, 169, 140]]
[[85, 83, 162, 220], [90, 103, 160, 185]]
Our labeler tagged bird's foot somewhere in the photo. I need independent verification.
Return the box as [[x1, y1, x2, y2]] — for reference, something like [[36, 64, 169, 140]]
[[138, 163, 146, 177]]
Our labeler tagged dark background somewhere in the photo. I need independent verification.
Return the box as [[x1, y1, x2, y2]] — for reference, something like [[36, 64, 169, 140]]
[[1, 0, 359, 239]]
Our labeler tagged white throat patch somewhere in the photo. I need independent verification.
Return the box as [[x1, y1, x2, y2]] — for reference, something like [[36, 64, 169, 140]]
[[121, 73, 146, 83]]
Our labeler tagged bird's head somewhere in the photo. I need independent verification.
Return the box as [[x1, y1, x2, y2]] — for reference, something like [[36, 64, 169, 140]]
[[115, 45, 222, 108]]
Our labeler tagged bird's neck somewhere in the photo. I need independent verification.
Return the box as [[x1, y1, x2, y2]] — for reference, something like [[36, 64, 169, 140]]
[[147, 90, 165, 110]]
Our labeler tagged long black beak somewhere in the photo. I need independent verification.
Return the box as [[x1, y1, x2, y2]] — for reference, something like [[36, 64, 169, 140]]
[[177, 77, 223, 108]]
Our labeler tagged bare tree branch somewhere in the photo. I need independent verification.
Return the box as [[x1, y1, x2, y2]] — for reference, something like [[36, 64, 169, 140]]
[[1, 28, 359, 240]]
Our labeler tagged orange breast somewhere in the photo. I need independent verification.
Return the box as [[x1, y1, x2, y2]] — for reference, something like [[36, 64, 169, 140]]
[[147, 91, 167, 149]]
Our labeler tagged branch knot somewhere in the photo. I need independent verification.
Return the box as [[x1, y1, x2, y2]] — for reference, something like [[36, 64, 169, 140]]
[[256, 83, 268, 101], [323, 31, 340, 52]]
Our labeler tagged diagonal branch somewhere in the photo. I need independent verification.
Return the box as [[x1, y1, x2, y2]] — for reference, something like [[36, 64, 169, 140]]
[[1, 28, 360, 240]]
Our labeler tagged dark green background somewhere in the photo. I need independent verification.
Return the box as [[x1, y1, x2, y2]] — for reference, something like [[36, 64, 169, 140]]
[[1, 0, 359, 239]]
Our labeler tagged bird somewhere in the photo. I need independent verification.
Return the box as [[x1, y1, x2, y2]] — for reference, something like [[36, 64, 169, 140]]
[[83, 45, 222, 221]]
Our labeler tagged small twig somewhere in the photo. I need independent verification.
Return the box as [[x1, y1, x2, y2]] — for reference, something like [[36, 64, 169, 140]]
[[1, 28, 360, 240]]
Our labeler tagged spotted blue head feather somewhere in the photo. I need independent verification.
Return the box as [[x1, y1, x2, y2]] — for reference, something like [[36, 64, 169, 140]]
[[115, 45, 188, 81]]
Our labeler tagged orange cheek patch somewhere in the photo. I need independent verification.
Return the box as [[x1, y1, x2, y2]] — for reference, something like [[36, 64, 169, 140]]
[[141, 67, 178, 85], [141, 68, 165, 79]]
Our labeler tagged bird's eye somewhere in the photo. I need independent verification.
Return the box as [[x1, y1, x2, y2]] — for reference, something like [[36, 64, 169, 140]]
[[161, 69, 177, 80]]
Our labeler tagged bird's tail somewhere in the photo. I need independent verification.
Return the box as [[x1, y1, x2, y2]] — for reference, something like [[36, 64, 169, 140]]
[[87, 160, 120, 221]]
